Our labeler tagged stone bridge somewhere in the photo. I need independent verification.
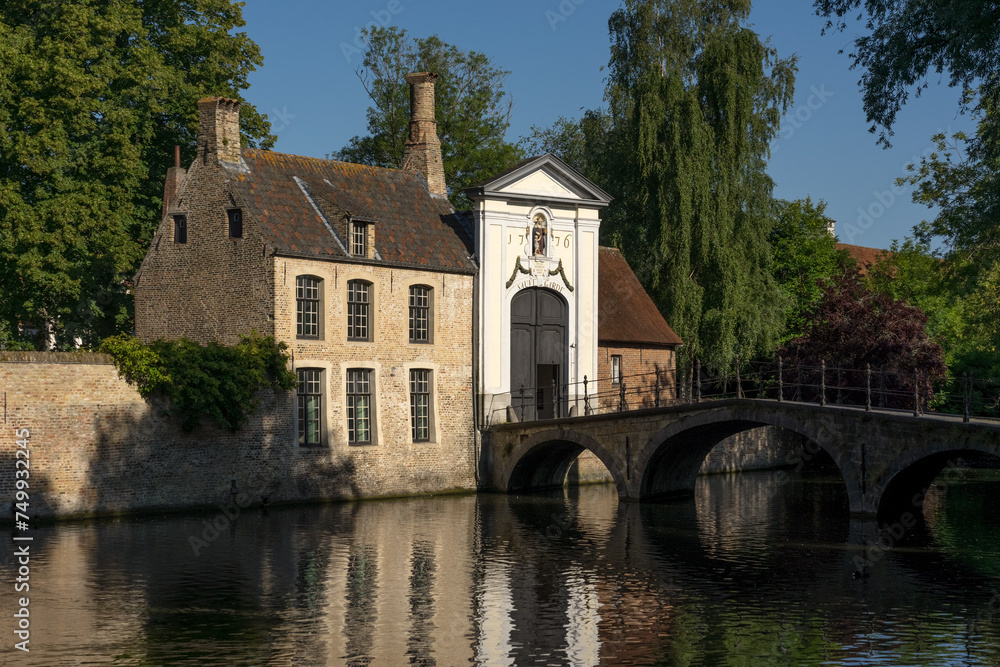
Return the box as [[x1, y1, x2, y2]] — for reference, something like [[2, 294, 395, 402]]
[[479, 399, 1000, 518]]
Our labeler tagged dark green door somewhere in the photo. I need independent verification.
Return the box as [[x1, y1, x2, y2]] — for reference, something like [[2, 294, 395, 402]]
[[510, 288, 567, 420]]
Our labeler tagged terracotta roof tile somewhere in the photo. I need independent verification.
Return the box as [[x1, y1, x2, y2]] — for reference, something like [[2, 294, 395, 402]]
[[599, 247, 682, 347], [836, 243, 891, 275], [233, 149, 476, 273]]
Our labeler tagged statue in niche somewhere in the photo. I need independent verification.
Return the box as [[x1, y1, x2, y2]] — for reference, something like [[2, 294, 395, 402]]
[[530, 213, 547, 256]]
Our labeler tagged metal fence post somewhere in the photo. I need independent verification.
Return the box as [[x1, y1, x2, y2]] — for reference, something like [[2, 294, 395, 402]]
[[865, 364, 872, 412], [553, 378, 559, 419], [878, 367, 886, 408], [619, 380, 626, 412], [695, 359, 701, 404], [913, 370, 920, 417], [583, 375, 590, 415], [735, 354, 742, 399], [966, 371, 976, 417], [777, 355, 783, 403], [654, 373, 661, 408], [820, 360, 826, 407], [794, 364, 802, 402]]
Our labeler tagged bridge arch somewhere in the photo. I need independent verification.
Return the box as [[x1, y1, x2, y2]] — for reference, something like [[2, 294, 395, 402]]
[[634, 406, 862, 510], [874, 442, 1000, 520], [502, 428, 628, 497]]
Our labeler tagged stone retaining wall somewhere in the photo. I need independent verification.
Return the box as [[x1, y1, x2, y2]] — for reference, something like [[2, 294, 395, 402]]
[[0, 359, 476, 520]]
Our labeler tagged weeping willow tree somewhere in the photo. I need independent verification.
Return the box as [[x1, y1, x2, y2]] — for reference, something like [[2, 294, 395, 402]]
[[602, 0, 796, 375]]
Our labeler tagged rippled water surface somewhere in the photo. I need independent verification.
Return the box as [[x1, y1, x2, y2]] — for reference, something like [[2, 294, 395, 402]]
[[2, 470, 1000, 666]]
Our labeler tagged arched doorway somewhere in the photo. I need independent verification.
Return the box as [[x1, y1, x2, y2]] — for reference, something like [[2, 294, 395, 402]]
[[510, 288, 568, 420]]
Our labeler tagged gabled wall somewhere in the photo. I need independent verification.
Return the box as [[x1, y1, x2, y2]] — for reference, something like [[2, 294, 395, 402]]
[[134, 157, 274, 344], [472, 159, 608, 424]]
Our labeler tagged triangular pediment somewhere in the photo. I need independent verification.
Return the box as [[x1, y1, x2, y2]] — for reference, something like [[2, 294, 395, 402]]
[[502, 168, 584, 198], [467, 153, 612, 207]]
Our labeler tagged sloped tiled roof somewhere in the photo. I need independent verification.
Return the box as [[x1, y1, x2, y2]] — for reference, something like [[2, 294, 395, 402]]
[[230, 149, 476, 274], [598, 247, 682, 347], [836, 243, 891, 275]]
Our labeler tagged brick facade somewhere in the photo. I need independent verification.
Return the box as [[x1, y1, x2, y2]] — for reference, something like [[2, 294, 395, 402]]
[[124, 88, 478, 517], [134, 155, 274, 345], [596, 344, 677, 412], [0, 356, 475, 519], [275, 256, 475, 472]]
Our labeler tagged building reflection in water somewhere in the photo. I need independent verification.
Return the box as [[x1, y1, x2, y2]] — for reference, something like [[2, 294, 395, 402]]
[[3, 472, 1000, 665]]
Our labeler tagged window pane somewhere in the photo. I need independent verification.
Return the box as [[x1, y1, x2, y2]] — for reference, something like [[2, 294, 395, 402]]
[[408, 286, 430, 342], [228, 208, 243, 238], [409, 369, 431, 442], [348, 281, 370, 340], [296, 277, 320, 338], [297, 369, 322, 446], [173, 215, 187, 244], [352, 222, 367, 256], [348, 369, 373, 444]]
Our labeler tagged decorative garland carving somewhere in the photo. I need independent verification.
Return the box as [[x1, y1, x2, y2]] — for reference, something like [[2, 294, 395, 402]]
[[549, 259, 574, 292], [505, 256, 531, 288], [505, 256, 575, 292]]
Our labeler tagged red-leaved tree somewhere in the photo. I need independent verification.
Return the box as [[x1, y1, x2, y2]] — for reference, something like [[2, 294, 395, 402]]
[[780, 269, 946, 409]]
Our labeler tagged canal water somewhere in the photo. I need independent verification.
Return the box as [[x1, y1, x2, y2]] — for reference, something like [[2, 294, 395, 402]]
[[2, 469, 1000, 666]]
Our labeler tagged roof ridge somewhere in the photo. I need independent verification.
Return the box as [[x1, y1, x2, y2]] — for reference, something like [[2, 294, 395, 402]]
[[241, 147, 413, 179]]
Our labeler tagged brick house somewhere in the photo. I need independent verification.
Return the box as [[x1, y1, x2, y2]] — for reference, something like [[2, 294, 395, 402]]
[[596, 247, 682, 411], [134, 72, 679, 496], [134, 74, 477, 493]]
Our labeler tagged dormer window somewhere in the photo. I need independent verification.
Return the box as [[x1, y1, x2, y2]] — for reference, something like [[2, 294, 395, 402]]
[[351, 221, 368, 257], [173, 214, 187, 244], [227, 208, 243, 238]]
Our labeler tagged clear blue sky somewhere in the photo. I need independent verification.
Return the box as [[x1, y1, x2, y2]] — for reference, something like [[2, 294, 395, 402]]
[[240, 0, 974, 251]]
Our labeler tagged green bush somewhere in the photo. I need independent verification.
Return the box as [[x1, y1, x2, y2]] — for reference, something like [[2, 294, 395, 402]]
[[100, 332, 297, 432]]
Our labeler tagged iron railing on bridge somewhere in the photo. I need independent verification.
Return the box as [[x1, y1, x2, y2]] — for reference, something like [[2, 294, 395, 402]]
[[484, 358, 1000, 427]]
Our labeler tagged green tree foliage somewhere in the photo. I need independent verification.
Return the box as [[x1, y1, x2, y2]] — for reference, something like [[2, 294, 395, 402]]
[[901, 102, 1000, 264], [101, 332, 297, 432], [867, 238, 1000, 379], [0, 0, 273, 349], [886, 100, 1000, 380], [333, 27, 523, 208], [770, 198, 851, 341], [602, 0, 797, 371], [813, 0, 1000, 149]]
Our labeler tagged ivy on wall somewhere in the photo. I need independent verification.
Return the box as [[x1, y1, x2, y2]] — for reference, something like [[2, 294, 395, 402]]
[[100, 332, 297, 432]]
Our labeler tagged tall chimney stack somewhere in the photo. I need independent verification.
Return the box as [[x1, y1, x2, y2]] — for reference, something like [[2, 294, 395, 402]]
[[402, 72, 446, 196], [197, 97, 242, 165], [161, 145, 186, 217]]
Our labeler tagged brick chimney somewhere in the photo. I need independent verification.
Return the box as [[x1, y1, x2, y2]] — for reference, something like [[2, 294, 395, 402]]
[[402, 72, 446, 195], [161, 145, 185, 216], [197, 97, 242, 164]]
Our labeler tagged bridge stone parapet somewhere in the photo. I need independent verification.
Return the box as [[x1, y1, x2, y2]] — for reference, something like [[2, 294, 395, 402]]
[[481, 399, 1000, 518]]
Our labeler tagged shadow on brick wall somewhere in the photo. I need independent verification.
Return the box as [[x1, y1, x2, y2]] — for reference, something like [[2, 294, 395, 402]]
[[84, 390, 361, 515], [0, 452, 56, 521]]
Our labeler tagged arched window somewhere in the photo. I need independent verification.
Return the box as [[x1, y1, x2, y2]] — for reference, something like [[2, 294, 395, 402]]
[[295, 276, 322, 339], [409, 369, 432, 442], [408, 285, 432, 343], [347, 280, 372, 341], [347, 368, 373, 444], [297, 368, 324, 447]]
